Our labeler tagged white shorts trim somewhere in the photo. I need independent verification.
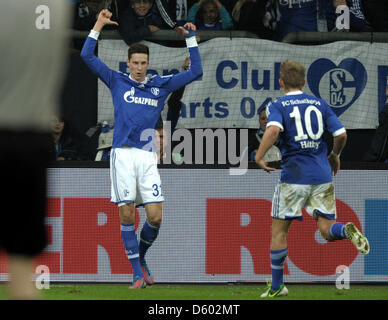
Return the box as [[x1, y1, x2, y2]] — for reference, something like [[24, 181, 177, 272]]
[[110, 147, 164, 206], [117, 201, 134, 207], [271, 181, 336, 220]]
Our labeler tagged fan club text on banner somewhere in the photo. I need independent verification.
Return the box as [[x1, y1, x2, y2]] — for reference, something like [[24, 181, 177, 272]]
[[98, 39, 388, 129]]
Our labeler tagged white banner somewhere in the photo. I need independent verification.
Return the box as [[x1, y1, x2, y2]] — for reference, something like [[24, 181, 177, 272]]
[[97, 38, 388, 129]]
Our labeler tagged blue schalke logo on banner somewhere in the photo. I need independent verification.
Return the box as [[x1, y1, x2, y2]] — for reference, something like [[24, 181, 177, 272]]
[[307, 58, 367, 116]]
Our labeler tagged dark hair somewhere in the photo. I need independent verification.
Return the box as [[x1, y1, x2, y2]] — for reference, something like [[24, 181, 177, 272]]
[[130, 0, 153, 4], [201, 0, 217, 9], [127, 43, 149, 60], [198, 0, 219, 19]]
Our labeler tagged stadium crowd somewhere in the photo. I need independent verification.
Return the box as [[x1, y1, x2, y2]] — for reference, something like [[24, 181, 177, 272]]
[[63, 0, 388, 163], [70, 0, 388, 44]]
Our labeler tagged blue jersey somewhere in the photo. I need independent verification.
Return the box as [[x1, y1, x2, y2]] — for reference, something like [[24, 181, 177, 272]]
[[81, 36, 202, 150], [267, 91, 346, 184], [277, 0, 318, 40]]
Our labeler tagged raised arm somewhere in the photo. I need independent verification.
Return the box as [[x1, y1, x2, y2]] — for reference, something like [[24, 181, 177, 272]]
[[214, 0, 234, 30], [187, 1, 202, 23], [80, 10, 119, 87], [164, 23, 203, 92]]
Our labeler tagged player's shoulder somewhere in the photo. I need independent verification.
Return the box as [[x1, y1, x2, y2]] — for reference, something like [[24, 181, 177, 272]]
[[300, 92, 327, 106], [267, 96, 283, 111], [301, 93, 333, 114], [116, 70, 130, 79], [146, 74, 173, 87]]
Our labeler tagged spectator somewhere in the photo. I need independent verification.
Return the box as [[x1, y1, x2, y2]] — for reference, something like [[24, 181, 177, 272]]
[[72, 1, 119, 50], [187, 0, 234, 30], [150, 58, 191, 162], [175, 0, 197, 26], [95, 121, 114, 161], [175, 0, 231, 27], [231, 0, 275, 39], [167, 57, 190, 132], [73, 0, 119, 30], [248, 105, 281, 162], [220, 0, 238, 14], [363, 86, 388, 162], [155, 119, 184, 163], [155, 118, 168, 161], [275, 0, 319, 41], [326, 0, 366, 32], [362, 0, 388, 32], [115, 0, 133, 13], [50, 116, 79, 161], [155, 119, 185, 163], [175, 0, 232, 27], [118, 0, 176, 45], [161, 57, 191, 163], [175, 0, 188, 26]]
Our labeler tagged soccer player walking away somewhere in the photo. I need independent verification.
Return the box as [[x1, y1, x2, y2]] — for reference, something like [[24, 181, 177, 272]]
[[255, 60, 370, 298], [81, 9, 202, 289]]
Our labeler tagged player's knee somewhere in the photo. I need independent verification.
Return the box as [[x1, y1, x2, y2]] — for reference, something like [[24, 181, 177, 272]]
[[148, 214, 162, 228], [120, 214, 134, 224], [271, 230, 288, 247], [119, 203, 135, 224], [146, 203, 163, 227]]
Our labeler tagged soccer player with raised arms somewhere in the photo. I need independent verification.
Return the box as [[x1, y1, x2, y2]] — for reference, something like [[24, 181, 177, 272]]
[[255, 60, 369, 298], [81, 9, 202, 288]]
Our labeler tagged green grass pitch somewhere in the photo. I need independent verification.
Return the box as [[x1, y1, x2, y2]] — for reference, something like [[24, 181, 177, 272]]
[[1, 283, 387, 300]]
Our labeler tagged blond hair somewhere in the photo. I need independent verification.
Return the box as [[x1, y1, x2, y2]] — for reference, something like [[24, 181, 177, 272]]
[[279, 60, 306, 90]]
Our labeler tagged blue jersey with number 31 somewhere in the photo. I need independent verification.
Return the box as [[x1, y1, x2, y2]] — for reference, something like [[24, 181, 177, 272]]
[[267, 91, 346, 185], [81, 36, 202, 151]]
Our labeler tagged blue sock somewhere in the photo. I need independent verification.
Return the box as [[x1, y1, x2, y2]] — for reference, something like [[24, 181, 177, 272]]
[[329, 222, 346, 240], [270, 248, 288, 291], [139, 220, 160, 264], [121, 223, 143, 279]]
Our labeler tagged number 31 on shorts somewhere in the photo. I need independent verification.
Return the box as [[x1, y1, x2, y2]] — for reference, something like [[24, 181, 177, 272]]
[[152, 184, 162, 197]]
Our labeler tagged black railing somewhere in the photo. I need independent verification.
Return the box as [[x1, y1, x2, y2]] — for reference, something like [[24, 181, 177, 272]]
[[71, 29, 260, 42], [72, 29, 388, 44], [282, 31, 388, 44]]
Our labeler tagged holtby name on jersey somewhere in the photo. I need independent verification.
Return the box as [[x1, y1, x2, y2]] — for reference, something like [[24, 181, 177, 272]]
[[300, 140, 321, 150]]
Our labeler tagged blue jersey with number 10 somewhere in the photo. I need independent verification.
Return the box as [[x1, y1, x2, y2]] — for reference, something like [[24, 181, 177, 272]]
[[267, 91, 346, 185]]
